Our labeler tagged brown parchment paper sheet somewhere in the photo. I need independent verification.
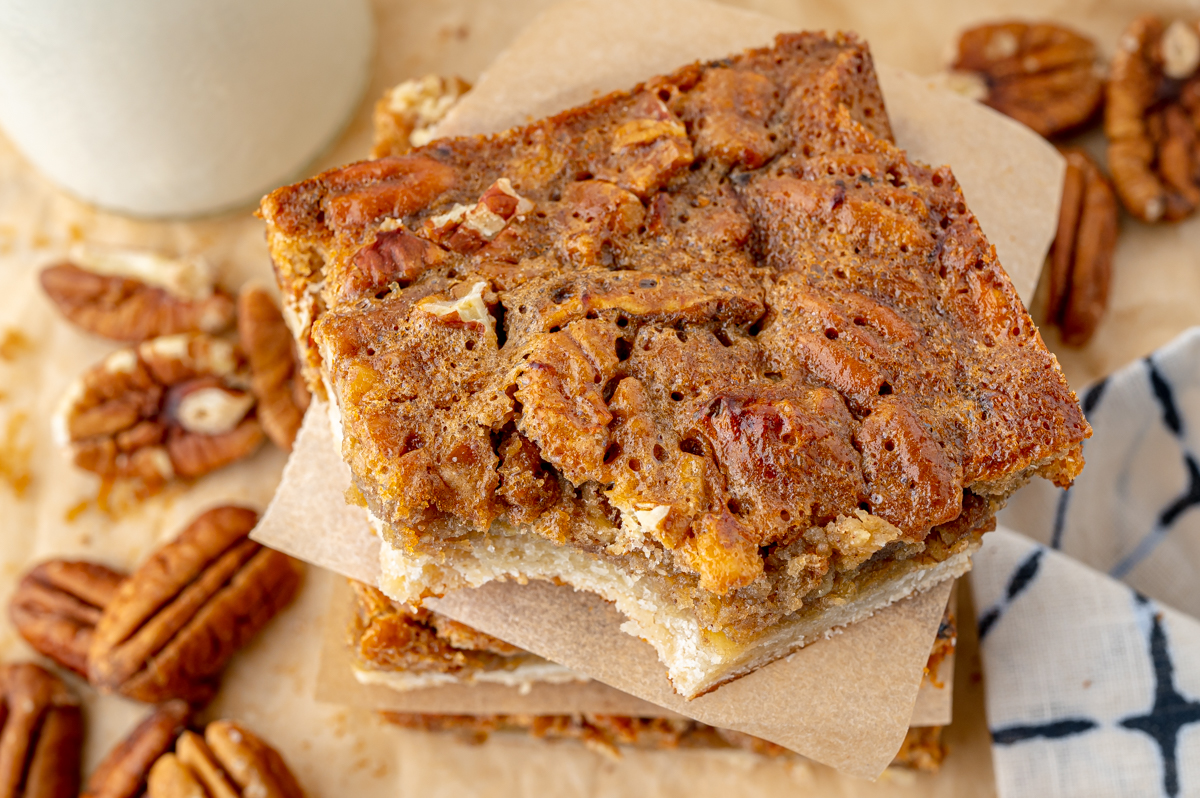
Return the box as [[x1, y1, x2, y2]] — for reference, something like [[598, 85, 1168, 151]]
[[2, 0, 1196, 794], [254, 0, 1060, 777], [314, 573, 955, 725]]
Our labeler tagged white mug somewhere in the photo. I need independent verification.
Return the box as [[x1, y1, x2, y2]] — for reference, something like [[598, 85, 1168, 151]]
[[0, 0, 372, 217]]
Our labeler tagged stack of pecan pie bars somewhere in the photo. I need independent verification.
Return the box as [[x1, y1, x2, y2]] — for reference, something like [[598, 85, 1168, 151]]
[[253, 29, 1089, 767], [27, 8, 1195, 783]]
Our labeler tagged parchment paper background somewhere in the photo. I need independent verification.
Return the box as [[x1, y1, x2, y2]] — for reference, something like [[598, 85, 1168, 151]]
[[1, 0, 1195, 794]]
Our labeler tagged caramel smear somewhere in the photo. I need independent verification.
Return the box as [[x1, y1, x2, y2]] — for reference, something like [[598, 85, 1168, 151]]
[[0, 328, 33, 361], [0, 411, 32, 497]]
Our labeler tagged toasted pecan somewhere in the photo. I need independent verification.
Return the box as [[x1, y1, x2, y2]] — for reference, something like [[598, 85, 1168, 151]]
[[56, 334, 264, 493], [82, 701, 190, 798], [0, 663, 83, 798], [236, 286, 310, 451], [9, 560, 127, 677], [1107, 16, 1200, 222], [952, 21, 1103, 137], [146, 722, 304, 798], [1046, 148, 1118, 345], [89, 506, 303, 704], [40, 253, 234, 342]]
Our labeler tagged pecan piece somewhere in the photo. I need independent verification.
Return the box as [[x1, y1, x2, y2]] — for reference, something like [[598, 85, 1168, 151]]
[[9, 560, 127, 677], [83, 701, 190, 798], [54, 333, 264, 492], [146, 721, 304, 798], [40, 250, 234, 342], [89, 506, 304, 705], [371, 74, 471, 158], [422, 178, 535, 253], [951, 21, 1103, 137], [1107, 16, 1200, 222], [0, 663, 83, 798], [236, 286, 311, 451], [1046, 148, 1118, 346]]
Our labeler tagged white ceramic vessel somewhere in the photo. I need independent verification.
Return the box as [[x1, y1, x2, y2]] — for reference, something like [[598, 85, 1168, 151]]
[[0, 0, 373, 217]]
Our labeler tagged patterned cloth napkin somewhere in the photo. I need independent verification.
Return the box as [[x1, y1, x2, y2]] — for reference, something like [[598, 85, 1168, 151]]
[[980, 328, 1200, 798]]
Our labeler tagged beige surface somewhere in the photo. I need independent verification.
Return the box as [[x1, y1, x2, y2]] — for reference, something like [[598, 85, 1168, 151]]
[[0, 0, 1191, 794]]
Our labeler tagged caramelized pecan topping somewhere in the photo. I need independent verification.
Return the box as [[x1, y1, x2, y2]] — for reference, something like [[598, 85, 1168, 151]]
[[371, 75, 471, 159]]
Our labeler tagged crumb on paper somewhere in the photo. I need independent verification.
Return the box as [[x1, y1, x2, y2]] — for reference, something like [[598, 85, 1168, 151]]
[[0, 411, 32, 497], [0, 329, 33, 361], [878, 766, 919, 787], [64, 498, 89, 523], [439, 23, 470, 41], [72, 475, 188, 521]]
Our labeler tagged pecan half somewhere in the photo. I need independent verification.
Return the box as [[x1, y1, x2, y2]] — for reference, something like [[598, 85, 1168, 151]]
[[236, 286, 311, 451], [9, 560, 127, 677], [54, 333, 264, 492], [951, 21, 1103, 137], [1046, 148, 1118, 345], [0, 663, 83, 798], [82, 701, 190, 798], [89, 506, 304, 705], [146, 721, 304, 798], [371, 75, 471, 158], [40, 251, 234, 342], [1107, 16, 1200, 222]]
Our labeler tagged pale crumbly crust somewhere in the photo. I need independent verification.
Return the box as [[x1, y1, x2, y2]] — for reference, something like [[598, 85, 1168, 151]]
[[262, 32, 1088, 694]]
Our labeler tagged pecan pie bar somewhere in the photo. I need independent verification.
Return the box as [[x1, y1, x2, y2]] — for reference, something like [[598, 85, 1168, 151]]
[[357, 583, 952, 770], [261, 32, 1088, 697], [382, 711, 947, 771], [348, 580, 582, 691]]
